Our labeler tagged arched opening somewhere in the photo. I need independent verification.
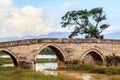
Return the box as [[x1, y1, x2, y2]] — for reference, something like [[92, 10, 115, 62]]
[[35, 45, 65, 71], [0, 50, 18, 67], [82, 50, 104, 65]]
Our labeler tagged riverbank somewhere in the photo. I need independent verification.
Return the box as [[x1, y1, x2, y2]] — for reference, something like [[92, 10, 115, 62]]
[[58, 64, 120, 80], [1, 67, 120, 80], [61, 64, 120, 75], [0, 67, 75, 80], [57, 70, 120, 80]]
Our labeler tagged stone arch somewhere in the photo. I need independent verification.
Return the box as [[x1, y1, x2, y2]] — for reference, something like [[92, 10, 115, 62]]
[[81, 49, 105, 65], [0, 49, 18, 67], [35, 44, 66, 67]]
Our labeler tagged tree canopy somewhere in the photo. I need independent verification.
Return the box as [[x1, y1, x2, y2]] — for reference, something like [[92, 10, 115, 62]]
[[61, 7, 109, 39]]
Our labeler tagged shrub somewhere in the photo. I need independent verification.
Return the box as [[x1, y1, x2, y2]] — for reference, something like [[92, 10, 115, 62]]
[[105, 54, 120, 67]]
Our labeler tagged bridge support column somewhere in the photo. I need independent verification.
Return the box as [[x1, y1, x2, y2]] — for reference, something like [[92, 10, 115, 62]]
[[58, 60, 67, 68], [18, 61, 35, 70]]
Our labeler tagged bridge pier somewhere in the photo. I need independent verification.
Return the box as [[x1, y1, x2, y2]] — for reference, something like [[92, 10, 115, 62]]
[[57, 60, 67, 68], [18, 61, 35, 70]]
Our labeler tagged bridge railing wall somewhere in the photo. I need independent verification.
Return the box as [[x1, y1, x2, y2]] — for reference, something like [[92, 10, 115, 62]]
[[0, 38, 120, 48]]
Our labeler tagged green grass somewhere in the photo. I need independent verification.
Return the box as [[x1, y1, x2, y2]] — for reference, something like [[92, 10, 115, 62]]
[[0, 58, 13, 65], [61, 64, 120, 75], [36, 59, 57, 63], [1, 65, 120, 80], [0, 67, 75, 80], [0, 58, 57, 65]]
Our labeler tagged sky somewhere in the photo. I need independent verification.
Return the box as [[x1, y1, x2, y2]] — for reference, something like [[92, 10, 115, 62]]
[[0, 0, 120, 38]]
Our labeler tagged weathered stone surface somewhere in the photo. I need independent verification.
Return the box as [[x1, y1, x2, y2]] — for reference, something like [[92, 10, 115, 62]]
[[0, 38, 120, 69]]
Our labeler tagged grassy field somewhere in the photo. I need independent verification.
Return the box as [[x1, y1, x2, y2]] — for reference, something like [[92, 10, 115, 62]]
[[0, 58, 57, 66], [1, 66, 120, 80], [1, 65, 120, 80], [0, 58, 13, 65], [59, 64, 120, 80], [0, 67, 75, 80], [61, 64, 120, 75], [1, 57, 120, 80]]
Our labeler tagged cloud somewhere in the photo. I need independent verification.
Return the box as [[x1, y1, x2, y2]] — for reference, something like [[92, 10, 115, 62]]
[[0, 0, 12, 7], [0, 2, 54, 38], [103, 25, 120, 34]]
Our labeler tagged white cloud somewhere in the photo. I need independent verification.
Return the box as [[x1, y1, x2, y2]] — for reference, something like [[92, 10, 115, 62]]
[[103, 25, 120, 34], [0, 2, 54, 38], [0, 0, 12, 7]]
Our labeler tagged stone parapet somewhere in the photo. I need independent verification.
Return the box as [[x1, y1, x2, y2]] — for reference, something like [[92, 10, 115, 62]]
[[0, 38, 120, 48]]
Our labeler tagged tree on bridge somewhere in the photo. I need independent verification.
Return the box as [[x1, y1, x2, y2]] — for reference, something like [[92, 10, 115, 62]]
[[61, 7, 109, 39]]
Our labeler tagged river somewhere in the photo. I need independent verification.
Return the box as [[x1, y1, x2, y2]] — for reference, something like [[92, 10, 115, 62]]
[[0, 55, 58, 71]]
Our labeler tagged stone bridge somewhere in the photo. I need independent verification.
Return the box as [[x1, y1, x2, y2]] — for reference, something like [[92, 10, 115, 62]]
[[0, 38, 120, 70]]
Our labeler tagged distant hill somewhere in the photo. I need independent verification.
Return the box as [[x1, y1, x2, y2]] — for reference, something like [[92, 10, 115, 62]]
[[104, 32, 120, 40], [0, 32, 120, 42]]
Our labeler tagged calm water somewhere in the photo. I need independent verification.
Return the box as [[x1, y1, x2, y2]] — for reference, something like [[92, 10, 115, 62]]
[[1, 55, 58, 71], [37, 55, 57, 59], [36, 63, 57, 71], [0, 55, 10, 58], [0, 55, 57, 59]]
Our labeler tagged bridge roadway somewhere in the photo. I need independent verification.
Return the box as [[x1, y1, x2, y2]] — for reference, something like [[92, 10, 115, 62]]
[[0, 38, 120, 70]]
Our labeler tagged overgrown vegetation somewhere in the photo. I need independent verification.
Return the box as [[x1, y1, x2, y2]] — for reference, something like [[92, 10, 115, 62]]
[[105, 54, 120, 67], [61, 64, 120, 75], [0, 58, 13, 66], [0, 67, 75, 80]]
